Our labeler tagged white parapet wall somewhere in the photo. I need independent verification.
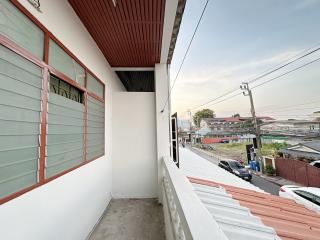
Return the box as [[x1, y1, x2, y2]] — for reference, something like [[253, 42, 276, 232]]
[[112, 92, 158, 198], [162, 157, 229, 240]]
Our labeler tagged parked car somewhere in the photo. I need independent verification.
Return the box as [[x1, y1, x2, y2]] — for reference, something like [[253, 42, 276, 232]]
[[310, 160, 320, 168], [200, 144, 214, 151], [218, 160, 252, 181], [279, 185, 320, 213]]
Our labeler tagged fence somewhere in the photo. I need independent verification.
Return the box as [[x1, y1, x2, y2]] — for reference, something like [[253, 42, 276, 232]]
[[275, 157, 320, 187]]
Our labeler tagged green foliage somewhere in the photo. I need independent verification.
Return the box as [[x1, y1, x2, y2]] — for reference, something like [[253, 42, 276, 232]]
[[265, 165, 276, 176], [193, 109, 215, 127], [261, 142, 289, 155], [232, 113, 240, 118]]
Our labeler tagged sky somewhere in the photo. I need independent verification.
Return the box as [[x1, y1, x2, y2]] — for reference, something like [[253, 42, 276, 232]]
[[170, 0, 320, 121]]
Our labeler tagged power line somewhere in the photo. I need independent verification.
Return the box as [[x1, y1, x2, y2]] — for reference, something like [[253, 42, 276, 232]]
[[161, 0, 210, 113], [188, 43, 320, 112], [257, 106, 320, 114], [251, 96, 320, 112], [248, 46, 320, 84], [190, 86, 240, 111], [251, 56, 320, 90], [189, 56, 320, 111]]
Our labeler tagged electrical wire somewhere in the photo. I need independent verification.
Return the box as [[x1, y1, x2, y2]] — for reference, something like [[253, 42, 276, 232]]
[[161, 0, 210, 113], [188, 56, 320, 112], [188, 43, 320, 112], [251, 56, 320, 90], [248, 46, 320, 85], [252, 97, 320, 112]]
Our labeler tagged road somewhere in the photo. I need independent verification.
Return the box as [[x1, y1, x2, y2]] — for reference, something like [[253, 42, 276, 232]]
[[188, 146, 280, 195]]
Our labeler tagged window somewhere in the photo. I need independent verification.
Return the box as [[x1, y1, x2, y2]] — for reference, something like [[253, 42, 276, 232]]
[[293, 190, 320, 206], [0, 0, 44, 59], [228, 161, 244, 169], [87, 96, 105, 160], [50, 75, 84, 104], [0, 1, 105, 203], [313, 163, 320, 168], [0, 44, 42, 198], [46, 75, 86, 178], [49, 39, 85, 86], [87, 73, 104, 99]]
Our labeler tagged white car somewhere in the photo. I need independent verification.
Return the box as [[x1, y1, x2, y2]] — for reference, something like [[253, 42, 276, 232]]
[[310, 160, 320, 168], [279, 185, 320, 213]]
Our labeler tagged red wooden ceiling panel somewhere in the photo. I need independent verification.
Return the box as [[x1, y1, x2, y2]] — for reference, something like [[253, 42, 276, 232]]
[[68, 0, 166, 67]]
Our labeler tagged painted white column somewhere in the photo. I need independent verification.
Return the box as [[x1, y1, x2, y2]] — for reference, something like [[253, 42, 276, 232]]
[[155, 63, 171, 203]]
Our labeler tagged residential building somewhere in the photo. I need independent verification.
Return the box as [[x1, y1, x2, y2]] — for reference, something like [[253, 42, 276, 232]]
[[260, 120, 320, 137], [280, 140, 320, 162], [199, 116, 273, 137]]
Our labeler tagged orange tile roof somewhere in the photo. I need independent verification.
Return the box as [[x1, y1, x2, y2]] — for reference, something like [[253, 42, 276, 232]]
[[188, 176, 320, 240]]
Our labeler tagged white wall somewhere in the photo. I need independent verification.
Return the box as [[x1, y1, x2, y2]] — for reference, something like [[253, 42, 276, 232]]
[[0, 1, 124, 239], [155, 64, 171, 203], [112, 92, 158, 198]]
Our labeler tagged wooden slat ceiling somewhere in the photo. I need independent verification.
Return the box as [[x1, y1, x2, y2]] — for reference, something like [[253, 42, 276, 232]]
[[68, 0, 166, 67]]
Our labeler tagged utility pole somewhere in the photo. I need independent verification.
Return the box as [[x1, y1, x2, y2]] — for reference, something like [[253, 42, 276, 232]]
[[188, 110, 192, 145], [240, 82, 263, 172]]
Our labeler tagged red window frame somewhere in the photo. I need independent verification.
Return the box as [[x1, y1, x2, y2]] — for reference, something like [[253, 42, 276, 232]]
[[0, 0, 106, 204]]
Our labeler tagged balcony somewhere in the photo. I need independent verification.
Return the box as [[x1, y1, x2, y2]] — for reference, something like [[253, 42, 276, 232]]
[[87, 155, 226, 240], [89, 199, 164, 240]]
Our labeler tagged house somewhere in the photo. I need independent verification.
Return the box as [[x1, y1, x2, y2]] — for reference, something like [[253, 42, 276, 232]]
[[199, 116, 274, 137], [260, 120, 320, 137], [280, 140, 320, 162]]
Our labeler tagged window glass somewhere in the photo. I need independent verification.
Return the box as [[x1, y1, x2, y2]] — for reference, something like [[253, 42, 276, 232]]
[[87, 96, 105, 160], [49, 39, 85, 86], [47, 76, 85, 178], [87, 73, 104, 98], [0, 0, 44, 59], [229, 161, 244, 169], [294, 190, 316, 203], [50, 75, 84, 104], [0, 44, 41, 198], [313, 163, 320, 168]]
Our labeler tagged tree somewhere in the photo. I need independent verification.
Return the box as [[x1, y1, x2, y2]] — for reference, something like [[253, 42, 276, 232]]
[[232, 113, 240, 118], [193, 109, 215, 127]]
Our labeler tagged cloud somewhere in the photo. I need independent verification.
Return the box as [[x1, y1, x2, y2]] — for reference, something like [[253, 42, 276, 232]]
[[174, 49, 301, 87], [171, 49, 305, 115]]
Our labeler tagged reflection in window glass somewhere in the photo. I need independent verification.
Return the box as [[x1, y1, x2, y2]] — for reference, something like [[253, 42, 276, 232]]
[[0, 0, 44, 59], [49, 39, 85, 86], [50, 75, 84, 104]]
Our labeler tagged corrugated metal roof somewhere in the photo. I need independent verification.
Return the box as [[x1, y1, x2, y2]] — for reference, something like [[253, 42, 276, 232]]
[[190, 177, 320, 240], [295, 140, 320, 152], [191, 182, 280, 240]]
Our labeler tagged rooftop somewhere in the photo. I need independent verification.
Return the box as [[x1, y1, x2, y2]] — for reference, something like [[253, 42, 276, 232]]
[[189, 177, 320, 240]]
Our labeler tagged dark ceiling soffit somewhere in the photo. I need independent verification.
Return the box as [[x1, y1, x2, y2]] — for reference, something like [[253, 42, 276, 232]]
[[116, 71, 155, 92], [167, 0, 186, 64]]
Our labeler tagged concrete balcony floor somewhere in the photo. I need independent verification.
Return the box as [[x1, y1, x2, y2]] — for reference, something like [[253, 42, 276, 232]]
[[89, 198, 165, 240]]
